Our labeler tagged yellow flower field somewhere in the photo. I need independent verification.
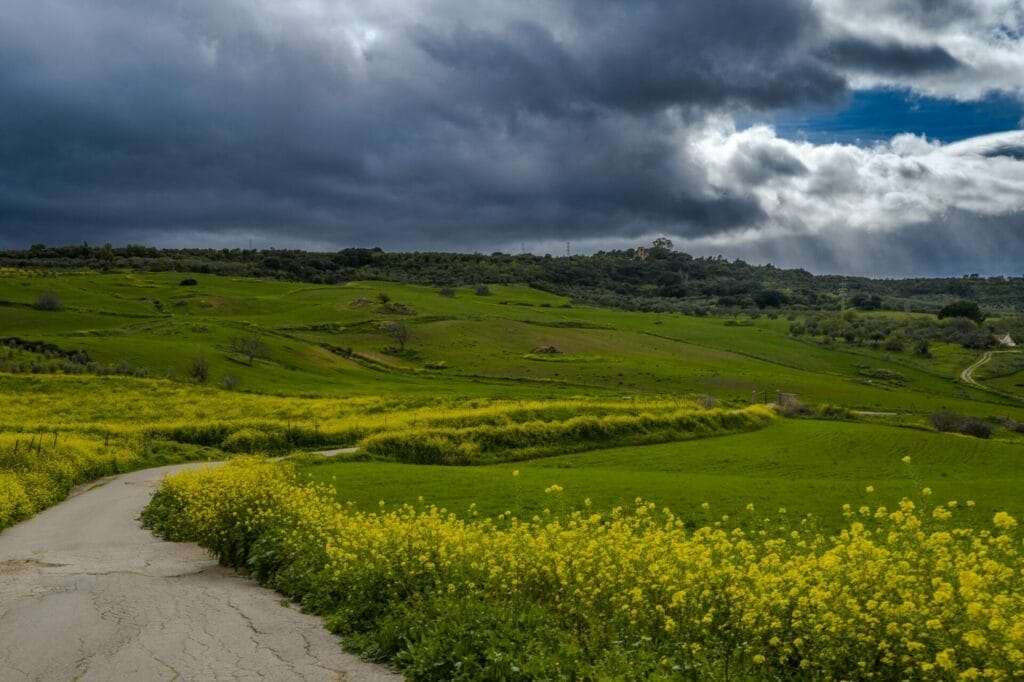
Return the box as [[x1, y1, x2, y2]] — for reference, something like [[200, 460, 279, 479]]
[[145, 459, 1024, 680]]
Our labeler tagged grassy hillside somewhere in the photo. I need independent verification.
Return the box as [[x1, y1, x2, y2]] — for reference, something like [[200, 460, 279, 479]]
[[2, 270, 1022, 417], [3, 269, 1023, 527]]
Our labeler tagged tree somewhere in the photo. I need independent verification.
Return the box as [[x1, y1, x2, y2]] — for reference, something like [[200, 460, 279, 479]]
[[652, 237, 674, 251], [753, 289, 788, 309], [229, 335, 269, 365], [938, 300, 985, 324], [380, 321, 412, 351]]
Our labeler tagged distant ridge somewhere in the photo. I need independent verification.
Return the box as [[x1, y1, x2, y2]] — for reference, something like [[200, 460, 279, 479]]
[[2, 244, 1021, 313]]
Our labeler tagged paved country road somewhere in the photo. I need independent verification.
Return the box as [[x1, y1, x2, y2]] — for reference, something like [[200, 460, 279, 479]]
[[0, 463, 401, 681]]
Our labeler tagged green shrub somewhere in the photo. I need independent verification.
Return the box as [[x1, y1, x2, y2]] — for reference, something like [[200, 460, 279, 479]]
[[958, 418, 992, 439], [33, 292, 63, 311], [930, 410, 962, 433], [815, 403, 854, 420]]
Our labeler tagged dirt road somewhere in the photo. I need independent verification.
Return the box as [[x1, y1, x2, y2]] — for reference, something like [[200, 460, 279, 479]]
[[960, 351, 993, 387], [0, 463, 401, 681]]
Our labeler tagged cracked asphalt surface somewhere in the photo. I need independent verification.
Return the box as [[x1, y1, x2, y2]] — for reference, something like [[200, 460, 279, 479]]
[[0, 463, 402, 681]]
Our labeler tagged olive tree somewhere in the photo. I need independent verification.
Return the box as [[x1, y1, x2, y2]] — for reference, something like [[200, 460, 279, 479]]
[[380, 321, 412, 352], [229, 335, 269, 365]]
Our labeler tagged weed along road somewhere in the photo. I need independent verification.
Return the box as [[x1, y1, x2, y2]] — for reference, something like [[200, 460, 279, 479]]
[[0, 463, 400, 681]]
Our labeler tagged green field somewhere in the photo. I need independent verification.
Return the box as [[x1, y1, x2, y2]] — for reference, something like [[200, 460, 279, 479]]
[[303, 419, 1024, 529], [3, 268, 1023, 523]]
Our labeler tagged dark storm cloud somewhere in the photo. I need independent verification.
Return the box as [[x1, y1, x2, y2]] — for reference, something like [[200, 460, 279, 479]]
[[819, 36, 962, 76], [0, 0, 1018, 274], [578, 0, 846, 111], [0, 0, 841, 251]]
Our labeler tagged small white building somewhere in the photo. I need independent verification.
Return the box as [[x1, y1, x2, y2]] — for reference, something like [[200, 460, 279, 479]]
[[995, 333, 1016, 347]]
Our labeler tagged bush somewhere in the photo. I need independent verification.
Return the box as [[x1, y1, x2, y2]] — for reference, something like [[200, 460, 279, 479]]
[[776, 399, 813, 417], [220, 427, 288, 453], [958, 418, 992, 439], [996, 416, 1024, 434], [930, 410, 962, 432], [438, 287, 455, 298], [188, 357, 210, 384], [882, 336, 905, 352], [474, 284, 491, 296], [33, 292, 63, 311], [815, 403, 854, 420], [179, 278, 198, 286]]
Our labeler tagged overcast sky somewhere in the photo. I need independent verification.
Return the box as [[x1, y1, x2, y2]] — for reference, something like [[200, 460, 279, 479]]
[[1, 0, 1022, 276]]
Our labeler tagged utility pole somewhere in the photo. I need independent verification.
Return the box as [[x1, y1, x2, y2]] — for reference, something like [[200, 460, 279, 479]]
[[566, 241, 571, 257]]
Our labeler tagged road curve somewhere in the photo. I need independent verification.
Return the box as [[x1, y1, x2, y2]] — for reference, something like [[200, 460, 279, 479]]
[[0, 463, 401, 681], [960, 351, 993, 387]]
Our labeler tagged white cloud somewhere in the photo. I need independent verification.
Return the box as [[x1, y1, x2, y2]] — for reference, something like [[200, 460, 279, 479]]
[[688, 122, 1024, 236], [817, 0, 1024, 99], [659, 122, 1024, 274]]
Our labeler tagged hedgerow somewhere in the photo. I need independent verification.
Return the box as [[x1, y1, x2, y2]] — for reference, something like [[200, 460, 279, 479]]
[[358, 405, 775, 464]]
